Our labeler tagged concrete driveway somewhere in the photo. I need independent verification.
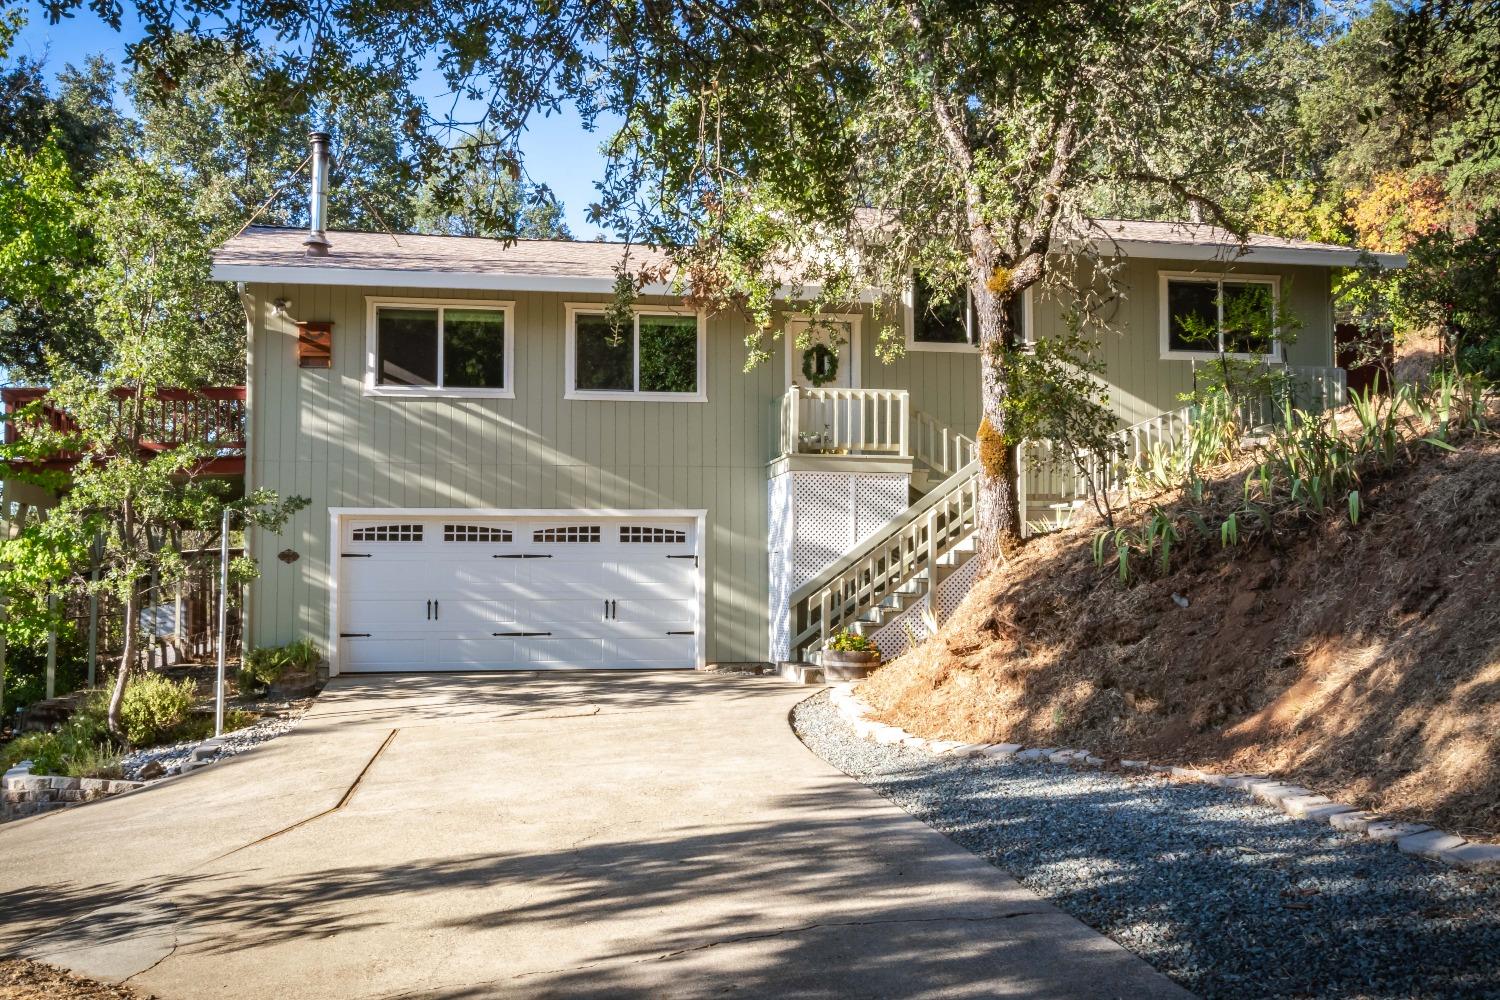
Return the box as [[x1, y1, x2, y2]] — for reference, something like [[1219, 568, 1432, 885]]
[[0, 673, 1188, 998]]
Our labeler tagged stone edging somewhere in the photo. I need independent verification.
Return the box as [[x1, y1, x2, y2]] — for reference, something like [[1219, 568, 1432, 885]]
[[827, 683, 1498, 874], [0, 733, 235, 823], [1, 762, 145, 821]]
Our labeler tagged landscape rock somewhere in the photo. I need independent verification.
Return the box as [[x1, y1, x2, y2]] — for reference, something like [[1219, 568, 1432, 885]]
[[1435, 842, 1500, 873], [1366, 821, 1432, 843], [1328, 810, 1378, 833], [1396, 830, 1467, 860], [1280, 794, 1334, 818]]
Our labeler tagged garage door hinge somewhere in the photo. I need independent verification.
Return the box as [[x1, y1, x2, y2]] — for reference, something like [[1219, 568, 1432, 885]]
[[493, 554, 553, 559], [666, 630, 696, 636], [493, 631, 552, 637], [340, 632, 371, 638], [666, 554, 699, 567], [342, 553, 373, 558]]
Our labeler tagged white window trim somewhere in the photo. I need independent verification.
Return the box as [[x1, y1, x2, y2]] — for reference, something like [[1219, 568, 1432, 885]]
[[902, 284, 1033, 352], [364, 296, 516, 398], [1158, 271, 1283, 363], [783, 313, 864, 387], [563, 302, 708, 402]]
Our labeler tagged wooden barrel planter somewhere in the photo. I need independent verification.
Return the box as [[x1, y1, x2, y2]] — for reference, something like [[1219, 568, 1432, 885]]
[[821, 649, 881, 681]]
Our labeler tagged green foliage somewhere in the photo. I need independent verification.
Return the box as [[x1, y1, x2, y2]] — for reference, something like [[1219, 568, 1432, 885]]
[[1392, 212, 1500, 381], [1094, 369, 1492, 585], [413, 129, 570, 239], [0, 690, 121, 778], [119, 673, 197, 746], [826, 630, 876, 654], [1091, 509, 1181, 585], [237, 638, 320, 693], [999, 330, 1125, 521]]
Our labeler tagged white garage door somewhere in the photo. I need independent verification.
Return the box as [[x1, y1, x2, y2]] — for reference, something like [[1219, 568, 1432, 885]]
[[337, 514, 701, 672]]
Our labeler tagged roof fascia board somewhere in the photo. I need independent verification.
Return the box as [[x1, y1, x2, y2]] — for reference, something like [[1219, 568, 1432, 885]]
[[210, 264, 662, 295], [1085, 238, 1405, 269], [211, 263, 879, 301]]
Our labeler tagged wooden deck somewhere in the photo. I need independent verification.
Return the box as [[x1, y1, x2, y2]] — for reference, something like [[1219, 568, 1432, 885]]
[[1, 386, 247, 476]]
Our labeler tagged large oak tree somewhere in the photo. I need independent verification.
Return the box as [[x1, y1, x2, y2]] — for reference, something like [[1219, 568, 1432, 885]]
[[43, 0, 1319, 547]]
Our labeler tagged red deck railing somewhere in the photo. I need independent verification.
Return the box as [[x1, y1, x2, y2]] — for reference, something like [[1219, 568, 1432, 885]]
[[1, 386, 247, 475]]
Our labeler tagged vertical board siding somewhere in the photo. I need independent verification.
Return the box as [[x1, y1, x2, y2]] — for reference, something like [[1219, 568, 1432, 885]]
[[1028, 257, 1336, 426], [245, 259, 1332, 663]]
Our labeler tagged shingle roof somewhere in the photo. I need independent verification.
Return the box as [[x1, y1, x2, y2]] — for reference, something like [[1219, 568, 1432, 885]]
[[212, 226, 671, 290], [1083, 219, 1402, 265], [211, 220, 1402, 291]]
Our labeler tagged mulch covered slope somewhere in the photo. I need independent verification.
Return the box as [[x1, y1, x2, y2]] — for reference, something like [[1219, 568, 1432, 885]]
[[0, 960, 153, 1000], [858, 434, 1500, 839]]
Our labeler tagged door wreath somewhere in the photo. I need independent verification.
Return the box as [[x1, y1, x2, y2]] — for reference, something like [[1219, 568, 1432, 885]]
[[801, 343, 840, 387]]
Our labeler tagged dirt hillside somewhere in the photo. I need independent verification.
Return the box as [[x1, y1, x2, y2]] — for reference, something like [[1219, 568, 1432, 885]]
[[858, 433, 1500, 839]]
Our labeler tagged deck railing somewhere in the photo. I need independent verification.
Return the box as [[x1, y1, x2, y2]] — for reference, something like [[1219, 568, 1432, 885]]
[[778, 386, 909, 458], [910, 409, 977, 478], [2, 386, 247, 472], [1020, 364, 1352, 520]]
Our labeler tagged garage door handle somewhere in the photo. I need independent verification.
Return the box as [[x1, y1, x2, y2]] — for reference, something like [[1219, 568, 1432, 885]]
[[492, 631, 551, 637], [433, 600, 439, 620], [426, 599, 431, 620], [341, 632, 371, 638]]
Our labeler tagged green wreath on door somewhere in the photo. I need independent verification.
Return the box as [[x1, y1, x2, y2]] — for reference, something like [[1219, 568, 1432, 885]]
[[801, 343, 840, 387]]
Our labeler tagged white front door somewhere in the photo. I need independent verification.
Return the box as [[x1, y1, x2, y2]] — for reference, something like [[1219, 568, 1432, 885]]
[[337, 514, 701, 672], [786, 316, 859, 389]]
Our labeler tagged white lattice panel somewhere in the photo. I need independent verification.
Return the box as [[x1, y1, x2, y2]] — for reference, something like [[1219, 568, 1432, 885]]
[[853, 474, 909, 545], [768, 474, 794, 662], [871, 598, 928, 661], [870, 553, 982, 661], [935, 551, 982, 619], [769, 468, 912, 662], [790, 473, 853, 587]]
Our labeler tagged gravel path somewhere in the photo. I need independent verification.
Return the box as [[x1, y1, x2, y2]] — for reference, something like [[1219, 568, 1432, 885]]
[[793, 691, 1500, 1000], [120, 703, 308, 781]]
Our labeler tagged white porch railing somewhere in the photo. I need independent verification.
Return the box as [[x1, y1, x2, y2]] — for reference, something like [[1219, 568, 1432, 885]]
[[911, 409, 977, 478], [778, 386, 910, 457], [1020, 364, 1353, 517], [786, 461, 980, 660]]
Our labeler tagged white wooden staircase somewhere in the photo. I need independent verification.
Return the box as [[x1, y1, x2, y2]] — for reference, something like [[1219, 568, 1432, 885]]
[[786, 456, 982, 665]]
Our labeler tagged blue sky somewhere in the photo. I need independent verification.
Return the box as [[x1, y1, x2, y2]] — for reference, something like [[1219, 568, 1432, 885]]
[[12, 4, 616, 239]]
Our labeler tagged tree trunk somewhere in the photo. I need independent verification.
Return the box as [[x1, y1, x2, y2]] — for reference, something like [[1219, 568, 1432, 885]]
[[108, 585, 135, 738], [973, 277, 1024, 555]]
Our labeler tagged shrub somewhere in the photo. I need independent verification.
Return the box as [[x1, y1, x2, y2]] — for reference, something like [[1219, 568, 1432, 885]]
[[826, 630, 876, 653], [0, 695, 123, 779], [120, 674, 198, 747], [238, 638, 321, 693]]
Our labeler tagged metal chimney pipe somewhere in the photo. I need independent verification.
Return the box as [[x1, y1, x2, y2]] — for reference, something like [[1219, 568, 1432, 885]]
[[303, 131, 332, 256]]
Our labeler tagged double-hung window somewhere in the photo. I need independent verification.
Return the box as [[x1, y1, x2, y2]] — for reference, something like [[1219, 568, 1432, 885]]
[[565, 305, 707, 401], [1159, 273, 1281, 361], [365, 298, 514, 397]]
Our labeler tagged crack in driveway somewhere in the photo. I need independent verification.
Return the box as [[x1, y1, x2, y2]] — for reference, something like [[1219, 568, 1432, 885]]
[[197, 727, 401, 868]]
